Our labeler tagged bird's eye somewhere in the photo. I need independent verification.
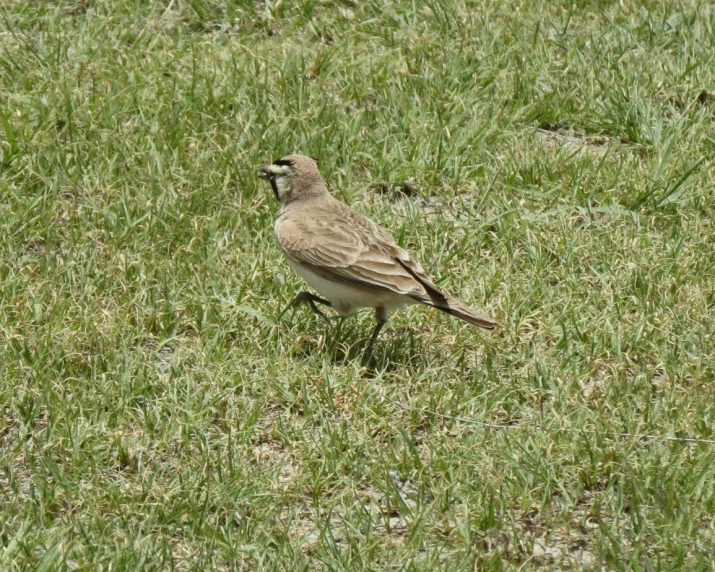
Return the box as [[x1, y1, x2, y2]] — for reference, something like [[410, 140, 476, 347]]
[[273, 159, 294, 167]]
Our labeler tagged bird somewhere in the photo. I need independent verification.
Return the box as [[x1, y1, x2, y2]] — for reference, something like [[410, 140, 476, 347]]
[[258, 154, 499, 349]]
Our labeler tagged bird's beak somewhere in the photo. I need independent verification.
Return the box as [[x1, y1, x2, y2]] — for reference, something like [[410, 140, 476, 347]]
[[258, 165, 281, 201]]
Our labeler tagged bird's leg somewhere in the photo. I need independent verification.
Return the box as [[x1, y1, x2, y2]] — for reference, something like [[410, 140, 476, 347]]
[[367, 306, 389, 354], [292, 291, 332, 325]]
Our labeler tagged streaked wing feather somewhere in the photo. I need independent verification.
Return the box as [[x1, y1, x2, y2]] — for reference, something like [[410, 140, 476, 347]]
[[275, 211, 425, 296]]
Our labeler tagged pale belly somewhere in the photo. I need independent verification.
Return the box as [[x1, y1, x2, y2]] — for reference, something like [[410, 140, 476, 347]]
[[284, 256, 414, 315]]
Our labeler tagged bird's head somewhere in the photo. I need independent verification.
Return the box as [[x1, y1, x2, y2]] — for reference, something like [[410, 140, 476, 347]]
[[258, 155, 326, 203]]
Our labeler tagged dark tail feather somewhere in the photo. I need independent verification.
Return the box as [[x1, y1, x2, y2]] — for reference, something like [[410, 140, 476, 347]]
[[410, 287, 499, 329], [394, 258, 499, 330], [432, 296, 499, 330]]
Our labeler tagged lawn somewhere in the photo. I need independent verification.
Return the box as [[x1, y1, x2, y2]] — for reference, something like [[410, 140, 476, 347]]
[[1, 0, 715, 569]]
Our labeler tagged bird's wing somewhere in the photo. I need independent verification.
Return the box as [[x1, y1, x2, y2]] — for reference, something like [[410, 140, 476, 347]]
[[274, 204, 428, 297]]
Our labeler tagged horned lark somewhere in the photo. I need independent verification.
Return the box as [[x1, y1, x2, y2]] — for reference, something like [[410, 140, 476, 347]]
[[258, 154, 498, 346]]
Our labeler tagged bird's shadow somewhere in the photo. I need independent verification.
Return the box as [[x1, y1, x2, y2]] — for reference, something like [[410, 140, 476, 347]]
[[287, 314, 429, 375]]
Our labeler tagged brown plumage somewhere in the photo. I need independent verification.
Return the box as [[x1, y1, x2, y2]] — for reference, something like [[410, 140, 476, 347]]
[[258, 154, 499, 346]]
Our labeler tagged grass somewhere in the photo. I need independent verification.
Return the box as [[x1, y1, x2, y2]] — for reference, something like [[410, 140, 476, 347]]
[[1, 0, 715, 569]]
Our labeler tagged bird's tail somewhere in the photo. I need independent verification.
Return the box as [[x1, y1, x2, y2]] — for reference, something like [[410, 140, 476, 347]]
[[411, 289, 499, 330], [429, 296, 499, 330], [395, 258, 499, 330]]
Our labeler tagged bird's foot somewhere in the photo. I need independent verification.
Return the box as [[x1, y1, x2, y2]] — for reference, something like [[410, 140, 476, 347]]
[[292, 292, 332, 325]]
